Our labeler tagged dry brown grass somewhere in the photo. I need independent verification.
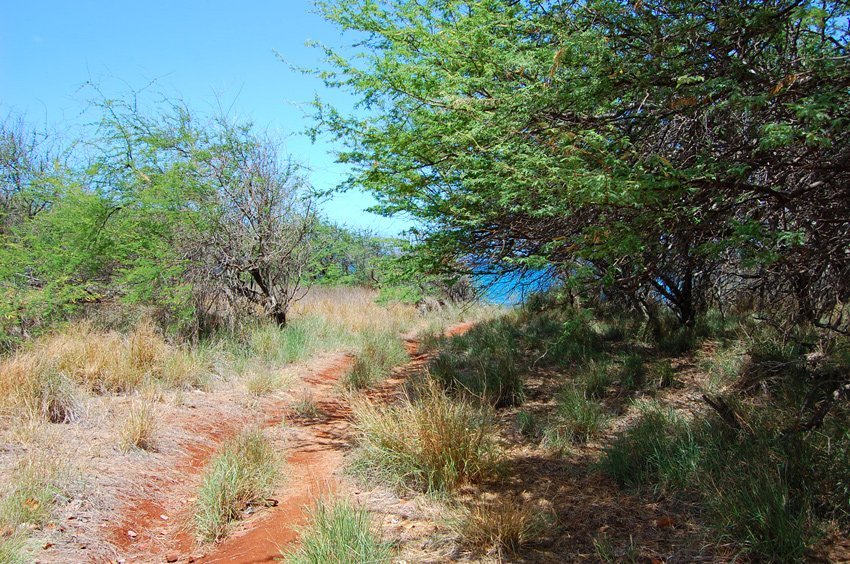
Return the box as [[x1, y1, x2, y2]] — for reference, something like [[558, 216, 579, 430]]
[[352, 381, 498, 493], [119, 399, 159, 452], [0, 320, 209, 421], [292, 286, 416, 335], [455, 497, 544, 556]]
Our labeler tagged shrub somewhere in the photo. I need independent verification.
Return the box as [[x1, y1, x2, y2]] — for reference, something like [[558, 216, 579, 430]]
[[283, 498, 391, 564], [343, 331, 408, 390], [194, 428, 281, 542], [352, 382, 497, 493], [119, 400, 158, 451]]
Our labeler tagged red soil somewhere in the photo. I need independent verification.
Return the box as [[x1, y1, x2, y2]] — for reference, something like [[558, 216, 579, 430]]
[[108, 322, 473, 563]]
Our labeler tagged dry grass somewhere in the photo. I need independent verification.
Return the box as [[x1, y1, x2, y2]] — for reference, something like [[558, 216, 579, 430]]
[[0, 320, 210, 420], [292, 286, 416, 335], [454, 497, 544, 556], [245, 368, 286, 396], [118, 399, 158, 452], [352, 381, 498, 493]]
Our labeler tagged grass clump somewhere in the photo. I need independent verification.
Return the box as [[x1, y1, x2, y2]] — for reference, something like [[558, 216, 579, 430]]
[[601, 406, 700, 490], [343, 331, 408, 391], [550, 385, 607, 444], [0, 456, 63, 533], [194, 428, 281, 542], [429, 318, 524, 407], [454, 498, 543, 557], [291, 391, 322, 419], [352, 382, 497, 493], [619, 353, 647, 391], [582, 360, 613, 399], [119, 399, 158, 451], [0, 355, 80, 423], [0, 534, 27, 564], [0, 320, 210, 408], [245, 369, 285, 397], [601, 400, 844, 561], [515, 410, 539, 438], [283, 498, 392, 564]]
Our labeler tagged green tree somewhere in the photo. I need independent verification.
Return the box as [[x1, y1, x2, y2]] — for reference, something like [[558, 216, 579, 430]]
[[313, 0, 850, 327]]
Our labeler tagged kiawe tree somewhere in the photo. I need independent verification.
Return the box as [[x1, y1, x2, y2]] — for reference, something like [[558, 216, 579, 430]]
[[312, 0, 850, 328]]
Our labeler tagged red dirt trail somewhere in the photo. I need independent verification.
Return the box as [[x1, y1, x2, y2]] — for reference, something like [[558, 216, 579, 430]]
[[109, 321, 473, 563]]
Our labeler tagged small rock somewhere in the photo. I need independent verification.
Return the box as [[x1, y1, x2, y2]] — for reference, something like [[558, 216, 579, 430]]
[[127, 530, 138, 538], [160, 514, 169, 521], [165, 554, 179, 563]]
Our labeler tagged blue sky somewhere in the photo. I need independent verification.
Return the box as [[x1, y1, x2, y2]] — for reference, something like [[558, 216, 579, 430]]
[[0, 0, 412, 235]]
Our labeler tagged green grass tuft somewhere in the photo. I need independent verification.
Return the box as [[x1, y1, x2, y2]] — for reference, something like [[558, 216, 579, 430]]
[[283, 498, 392, 563], [194, 428, 281, 542]]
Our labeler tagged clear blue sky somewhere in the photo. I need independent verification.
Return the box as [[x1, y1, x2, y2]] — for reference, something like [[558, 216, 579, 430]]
[[0, 0, 412, 236]]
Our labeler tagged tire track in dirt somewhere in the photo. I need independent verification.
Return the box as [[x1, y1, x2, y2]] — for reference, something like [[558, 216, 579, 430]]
[[199, 322, 473, 563], [109, 322, 473, 563]]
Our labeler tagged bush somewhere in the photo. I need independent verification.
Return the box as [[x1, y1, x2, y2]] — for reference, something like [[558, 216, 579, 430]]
[[352, 382, 497, 493], [194, 428, 281, 542], [283, 498, 391, 564]]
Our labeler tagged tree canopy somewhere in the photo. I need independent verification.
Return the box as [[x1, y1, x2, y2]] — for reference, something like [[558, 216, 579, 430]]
[[314, 0, 850, 328]]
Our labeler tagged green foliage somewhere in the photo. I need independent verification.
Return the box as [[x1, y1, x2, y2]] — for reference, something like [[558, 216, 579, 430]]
[[314, 0, 850, 329], [283, 499, 392, 564]]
